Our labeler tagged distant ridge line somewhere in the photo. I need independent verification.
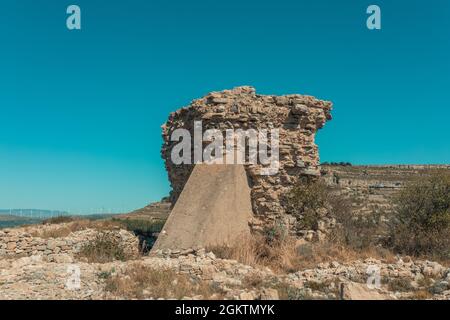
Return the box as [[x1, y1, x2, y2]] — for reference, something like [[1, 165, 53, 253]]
[[322, 164, 450, 169], [0, 209, 69, 219]]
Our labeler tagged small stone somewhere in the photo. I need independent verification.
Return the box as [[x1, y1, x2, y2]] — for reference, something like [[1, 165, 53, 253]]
[[239, 292, 255, 300], [211, 97, 229, 104], [47, 240, 58, 250], [422, 262, 445, 277], [291, 104, 309, 115], [330, 261, 340, 268], [430, 281, 449, 294], [206, 252, 216, 260], [305, 231, 315, 242], [142, 289, 151, 296], [260, 288, 279, 300], [53, 254, 73, 264]]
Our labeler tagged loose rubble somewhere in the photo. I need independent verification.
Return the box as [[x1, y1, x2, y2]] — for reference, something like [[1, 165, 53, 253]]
[[0, 223, 139, 261], [1, 224, 449, 300]]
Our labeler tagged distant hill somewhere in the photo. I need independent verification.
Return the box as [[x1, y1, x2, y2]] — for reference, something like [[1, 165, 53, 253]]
[[0, 215, 43, 229], [0, 215, 28, 221], [0, 209, 69, 229], [117, 200, 171, 222], [0, 209, 68, 219]]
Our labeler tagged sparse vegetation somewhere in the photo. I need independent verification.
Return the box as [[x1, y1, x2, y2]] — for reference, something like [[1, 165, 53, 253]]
[[209, 174, 397, 273], [209, 233, 395, 274], [388, 171, 450, 259], [383, 277, 415, 292], [34, 226, 73, 239], [410, 290, 433, 300], [329, 194, 386, 250], [295, 241, 395, 269], [97, 270, 114, 280], [287, 178, 329, 230], [417, 276, 435, 288], [274, 283, 315, 300], [77, 232, 135, 263], [104, 264, 223, 299], [30, 219, 123, 239], [42, 216, 74, 225], [29, 215, 165, 254], [242, 273, 265, 288], [287, 177, 390, 257], [214, 172, 449, 275], [208, 233, 302, 273], [3, 167, 450, 300], [207, 234, 286, 270], [263, 219, 288, 246], [304, 279, 340, 298]]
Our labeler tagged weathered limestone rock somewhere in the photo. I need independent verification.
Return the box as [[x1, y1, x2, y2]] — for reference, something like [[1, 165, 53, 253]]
[[341, 282, 392, 300], [0, 223, 139, 260], [161, 86, 332, 235], [260, 288, 280, 300]]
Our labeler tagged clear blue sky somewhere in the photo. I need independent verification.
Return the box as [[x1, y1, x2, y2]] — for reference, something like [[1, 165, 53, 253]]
[[0, 0, 449, 213]]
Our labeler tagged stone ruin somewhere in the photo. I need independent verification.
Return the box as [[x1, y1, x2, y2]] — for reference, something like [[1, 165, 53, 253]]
[[0, 224, 139, 261], [160, 86, 333, 243]]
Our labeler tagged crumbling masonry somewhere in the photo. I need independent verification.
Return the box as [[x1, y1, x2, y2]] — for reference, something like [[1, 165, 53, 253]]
[[161, 86, 333, 239]]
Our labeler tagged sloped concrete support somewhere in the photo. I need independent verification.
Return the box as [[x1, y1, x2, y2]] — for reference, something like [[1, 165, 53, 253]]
[[152, 164, 252, 251]]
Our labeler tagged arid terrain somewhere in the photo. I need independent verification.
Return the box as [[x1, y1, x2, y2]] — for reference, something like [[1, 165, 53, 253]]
[[323, 164, 450, 215], [1, 165, 449, 300]]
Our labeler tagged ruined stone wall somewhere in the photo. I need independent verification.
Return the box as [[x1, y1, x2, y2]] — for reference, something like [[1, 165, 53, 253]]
[[161, 86, 332, 236], [0, 224, 139, 261]]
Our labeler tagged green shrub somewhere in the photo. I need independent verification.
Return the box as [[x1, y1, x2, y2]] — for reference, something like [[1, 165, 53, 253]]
[[288, 177, 388, 251], [287, 178, 329, 230], [329, 194, 385, 250], [264, 219, 288, 246], [388, 171, 450, 259]]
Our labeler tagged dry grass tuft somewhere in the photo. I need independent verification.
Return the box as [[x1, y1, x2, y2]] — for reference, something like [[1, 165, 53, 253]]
[[410, 290, 433, 300], [31, 219, 123, 239], [104, 264, 223, 299], [77, 232, 136, 263], [242, 273, 265, 288], [209, 234, 396, 273], [208, 234, 299, 273], [42, 216, 75, 225], [35, 227, 73, 239], [295, 241, 396, 269]]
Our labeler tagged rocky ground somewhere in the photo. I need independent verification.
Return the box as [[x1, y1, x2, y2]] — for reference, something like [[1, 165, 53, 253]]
[[1, 223, 449, 300], [322, 164, 450, 216]]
